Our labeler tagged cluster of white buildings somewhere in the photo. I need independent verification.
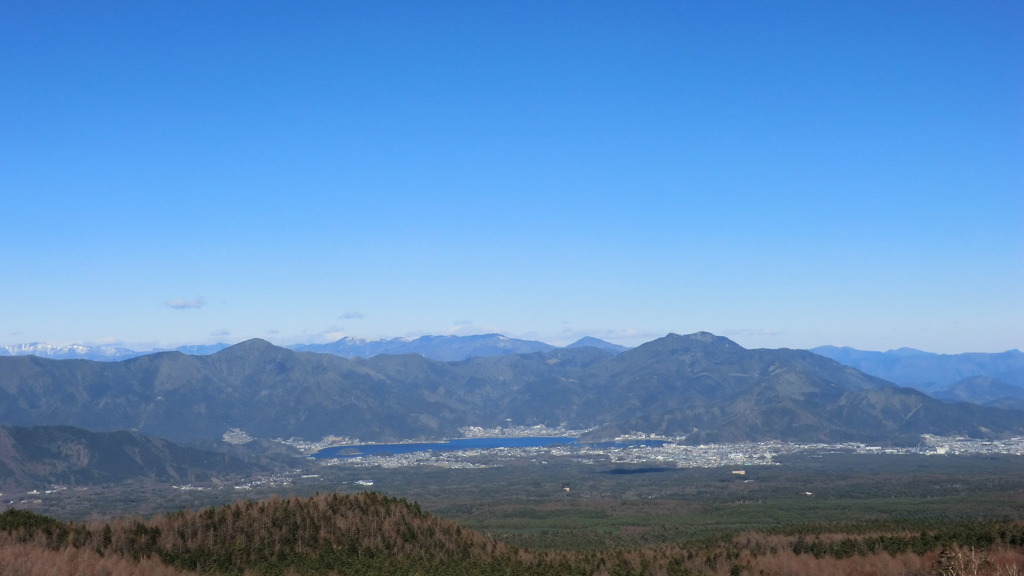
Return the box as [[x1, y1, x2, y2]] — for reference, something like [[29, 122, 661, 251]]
[[314, 435, 1024, 470], [173, 470, 310, 492], [458, 424, 590, 438], [320, 448, 499, 469], [915, 435, 1024, 456], [273, 435, 362, 453]]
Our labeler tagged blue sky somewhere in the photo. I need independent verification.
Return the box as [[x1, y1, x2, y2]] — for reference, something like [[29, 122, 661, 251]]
[[1, 1, 1021, 353]]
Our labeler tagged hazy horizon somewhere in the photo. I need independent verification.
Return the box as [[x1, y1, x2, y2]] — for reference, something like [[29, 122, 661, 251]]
[[2, 330, 1021, 357]]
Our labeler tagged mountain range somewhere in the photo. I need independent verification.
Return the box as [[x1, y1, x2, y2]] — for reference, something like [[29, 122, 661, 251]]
[[0, 343, 146, 362], [0, 334, 624, 363], [10, 336, 1021, 402], [810, 345, 1024, 392], [290, 333, 561, 360], [0, 342, 232, 362], [1, 332, 1020, 446]]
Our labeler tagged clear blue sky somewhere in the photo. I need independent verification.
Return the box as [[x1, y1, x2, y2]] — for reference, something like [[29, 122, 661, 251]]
[[1, 1, 1021, 353]]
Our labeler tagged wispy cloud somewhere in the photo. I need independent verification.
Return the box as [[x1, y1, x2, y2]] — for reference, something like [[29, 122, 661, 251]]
[[316, 325, 348, 342], [266, 329, 280, 335], [166, 296, 206, 310], [339, 312, 365, 320], [85, 336, 123, 346], [721, 328, 783, 337], [438, 321, 504, 337], [210, 328, 231, 337]]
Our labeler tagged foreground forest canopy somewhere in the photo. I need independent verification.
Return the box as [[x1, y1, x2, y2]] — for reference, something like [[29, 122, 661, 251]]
[[2, 492, 1024, 576]]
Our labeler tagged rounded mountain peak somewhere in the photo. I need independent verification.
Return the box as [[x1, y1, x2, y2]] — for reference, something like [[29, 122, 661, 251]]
[[225, 338, 274, 349], [212, 339, 283, 357], [662, 332, 741, 347]]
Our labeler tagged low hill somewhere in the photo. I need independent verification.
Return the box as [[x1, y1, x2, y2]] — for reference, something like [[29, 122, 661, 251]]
[[0, 493, 537, 576], [0, 425, 268, 490]]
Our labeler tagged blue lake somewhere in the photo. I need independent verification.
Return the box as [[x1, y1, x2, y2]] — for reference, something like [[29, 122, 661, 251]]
[[312, 437, 670, 459]]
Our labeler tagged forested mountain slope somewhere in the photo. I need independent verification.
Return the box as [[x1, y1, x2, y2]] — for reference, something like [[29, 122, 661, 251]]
[[1, 333, 1021, 444], [0, 426, 266, 490]]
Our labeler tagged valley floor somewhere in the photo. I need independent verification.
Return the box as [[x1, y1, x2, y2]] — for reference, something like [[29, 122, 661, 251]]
[[3, 451, 1024, 575], [8, 451, 1024, 550]]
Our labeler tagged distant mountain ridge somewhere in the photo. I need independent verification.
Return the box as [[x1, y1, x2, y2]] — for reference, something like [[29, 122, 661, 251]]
[[0, 334, 629, 363], [0, 343, 143, 361], [170, 343, 232, 355], [1, 332, 1020, 445], [810, 345, 1024, 393], [290, 333, 558, 361], [0, 342, 232, 362], [565, 336, 631, 354]]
